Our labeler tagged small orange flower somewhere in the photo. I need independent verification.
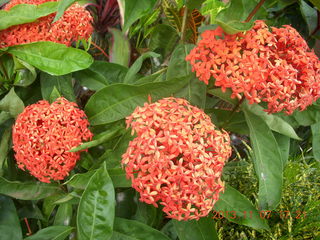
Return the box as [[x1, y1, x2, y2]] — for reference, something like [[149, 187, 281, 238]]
[[0, 0, 93, 48], [186, 20, 320, 114], [122, 97, 231, 220], [12, 97, 93, 183]]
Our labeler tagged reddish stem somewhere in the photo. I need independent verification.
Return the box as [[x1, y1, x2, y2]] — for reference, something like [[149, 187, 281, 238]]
[[91, 41, 109, 59], [245, 0, 266, 22], [24, 218, 32, 236]]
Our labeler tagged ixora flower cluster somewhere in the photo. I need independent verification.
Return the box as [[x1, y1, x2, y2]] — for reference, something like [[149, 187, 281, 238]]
[[186, 20, 320, 114], [0, 0, 93, 48], [122, 97, 232, 220], [12, 97, 93, 183]]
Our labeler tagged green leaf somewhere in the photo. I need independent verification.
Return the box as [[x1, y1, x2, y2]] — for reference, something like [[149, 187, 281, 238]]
[[70, 126, 123, 152], [185, 0, 205, 10], [207, 88, 238, 105], [52, 0, 77, 23], [215, 0, 257, 34], [64, 170, 96, 190], [309, 0, 320, 10], [300, 0, 317, 35], [53, 203, 73, 226], [49, 87, 61, 103], [108, 168, 131, 188], [13, 58, 37, 87], [122, 0, 157, 32], [77, 166, 115, 240], [0, 195, 22, 240], [133, 201, 162, 227], [0, 176, 62, 200], [124, 52, 160, 83], [74, 61, 128, 91], [214, 185, 270, 231], [243, 106, 283, 210], [0, 88, 24, 117], [311, 122, 320, 161], [85, 77, 188, 125], [167, 44, 206, 108], [200, 0, 225, 24], [274, 132, 290, 168], [293, 104, 320, 126], [0, 129, 11, 176], [111, 217, 171, 240], [173, 215, 219, 240], [40, 72, 76, 102], [243, 103, 301, 140], [109, 28, 130, 68], [0, 2, 59, 30], [24, 226, 73, 240], [7, 41, 93, 75]]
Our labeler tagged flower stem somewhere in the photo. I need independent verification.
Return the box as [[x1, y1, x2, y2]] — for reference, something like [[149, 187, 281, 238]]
[[180, 6, 188, 42], [245, 0, 266, 22]]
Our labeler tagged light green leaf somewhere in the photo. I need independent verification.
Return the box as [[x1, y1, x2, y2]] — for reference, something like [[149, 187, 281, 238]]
[[8, 41, 93, 75], [24, 226, 73, 240], [77, 166, 115, 240], [0, 2, 59, 30], [214, 185, 270, 231], [0, 88, 24, 117], [85, 77, 188, 125], [49, 86, 61, 103], [311, 122, 320, 161], [109, 28, 130, 68]]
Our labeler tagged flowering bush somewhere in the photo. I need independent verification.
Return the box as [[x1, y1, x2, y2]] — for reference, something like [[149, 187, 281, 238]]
[[12, 97, 93, 183], [122, 97, 231, 220], [0, 0, 93, 48], [186, 20, 320, 114]]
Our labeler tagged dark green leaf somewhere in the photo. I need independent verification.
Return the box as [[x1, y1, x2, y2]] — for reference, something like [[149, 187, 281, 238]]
[[0, 88, 24, 117], [74, 61, 128, 91], [173, 215, 218, 240], [40, 72, 75, 102], [122, 0, 157, 31], [53, 203, 73, 226], [8, 42, 93, 75], [214, 185, 270, 231], [0, 176, 62, 200], [309, 0, 320, 10], [0, 195, 22, 240], [167, 44, 206, 108], [77, 166, 115, 240], [108, 168, 131, 188], [85, 77, 188, 125], [243, 105, 283, 210], [64, 170, 96, 190], [293, 104, 320, 126], [111, 217, 171, 240], [185, 0, 205, 10], [0, 129, 11, 176], [109, 28, 130, 68], [13, 58, 37, 87], [24, 226, 73, 240], [115, 189, 137, 219], [300, 0, 317, 35], [133, 201, 162, 227], [0, 111, 11, 125], [53, 0, 77, 22], [207, 88, 238, 105], [42, 193, 65, 221], [124, 52, 160, 83], [161, 221, 178, 240], [0, 2, 59, 30], [311, 122, 320, 161], [243, 103, 300, 140], [274, 132, 290, 168]]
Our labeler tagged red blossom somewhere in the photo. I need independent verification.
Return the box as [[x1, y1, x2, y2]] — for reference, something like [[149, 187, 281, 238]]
[[122, 97, 231, 220], [12, 97, 93, 183], [0, 0, 93, 48], [186, 20, 320, 114]]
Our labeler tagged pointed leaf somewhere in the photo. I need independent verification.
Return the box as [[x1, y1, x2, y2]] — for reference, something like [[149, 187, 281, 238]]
[[0, 129, 11, 176], [0, 88, 24, 118], [53, 0, 77, 23], [24, 226, 73, 240]]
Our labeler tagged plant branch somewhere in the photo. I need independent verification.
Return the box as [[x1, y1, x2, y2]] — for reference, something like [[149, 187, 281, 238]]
[[90, 41, 109, 59], [245, 0, 266, 22], [180, 6, 188, 42]]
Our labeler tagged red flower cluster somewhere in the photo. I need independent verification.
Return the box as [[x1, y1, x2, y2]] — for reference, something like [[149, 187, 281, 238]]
[[186, 20, 320, 114], [12, 97, 93, 183], [0, 0, 93, 48], [122, 97, 231, 220]]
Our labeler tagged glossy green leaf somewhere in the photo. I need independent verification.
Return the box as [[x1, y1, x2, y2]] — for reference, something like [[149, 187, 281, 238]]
[[24, 226, 73, 240], [85, 77, 188, 125], [70, 126, 123, 152], [53, 0, 77, 22], [215, 0, 256, 34], [109, 28, 130, 68], [0, 88, 24, 117], [124, 52, 160, 83], [122, 0, 157, 32], [243, 106, 283, 210], [173, 215, 218, 240], [311, 122, 320, 161], [53, 203, 73, 226], [0, 2, 58, 30], [64, 170, 96, 189], [111, 217, 171, 240], [77, 166, 115, 240], [300, 0, 317, 34], [40, 73, 75, 102], [0, 176, 62, 200], [74, 61, 128, 91], [13, 58, 37, 87], [7, 41, 93, 75], [167, 44, 207, 108], [243, 103, 300, 140], [214, 185, 270, 231], [0, 195, 22, 240], [0, 129, 11, 176]]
